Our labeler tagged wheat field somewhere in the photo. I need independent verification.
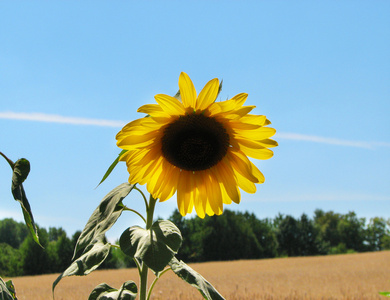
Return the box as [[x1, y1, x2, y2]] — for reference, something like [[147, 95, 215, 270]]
[[6, 251, 390, 299]]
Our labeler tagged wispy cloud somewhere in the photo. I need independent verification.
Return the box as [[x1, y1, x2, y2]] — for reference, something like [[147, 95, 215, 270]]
[[0, 111, 127, 128], [254, 193, 390, 203], [276, 132, 390, 149], [1, 111, 389, 149]]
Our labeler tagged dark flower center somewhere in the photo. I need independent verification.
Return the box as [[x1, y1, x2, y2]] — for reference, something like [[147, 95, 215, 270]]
[[161, 114, 230, 171]]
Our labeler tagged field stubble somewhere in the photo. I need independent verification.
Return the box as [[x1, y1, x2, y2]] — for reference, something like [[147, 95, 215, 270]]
[[6, 251, 390, 300]]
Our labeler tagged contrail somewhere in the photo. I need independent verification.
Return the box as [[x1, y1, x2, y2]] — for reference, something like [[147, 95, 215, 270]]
[[0, 111, 127, 128], [275, 132, 390, 149], [1, 111, 389, 149]]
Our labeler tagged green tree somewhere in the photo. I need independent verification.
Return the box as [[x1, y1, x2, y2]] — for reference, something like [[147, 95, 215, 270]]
[[48, 227, 67, 242], [169, 209, 204, 262], [102, 245, 135, 269], [19, 227, 49, 275], [54, 233, 74, 272], [0, 243, 22, 277], [314, 209, 342, 252], [366, 217, 389, 251], [0, 218, 28, 249], [298, 214, 320, 256], [203, 210, 262, 261], [337, 212, 365, 252], [276, 215, 300, 257], [244, 212, 278, 258], [71, 230, 82, 248]]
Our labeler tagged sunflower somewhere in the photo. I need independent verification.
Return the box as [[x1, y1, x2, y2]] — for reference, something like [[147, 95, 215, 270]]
[[116, 72, 277, 218]]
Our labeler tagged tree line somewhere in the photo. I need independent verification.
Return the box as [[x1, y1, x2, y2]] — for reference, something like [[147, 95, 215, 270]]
[[169, 209, 390, 262], [0, 219, 133, 277], [0, 209, 389, 277]]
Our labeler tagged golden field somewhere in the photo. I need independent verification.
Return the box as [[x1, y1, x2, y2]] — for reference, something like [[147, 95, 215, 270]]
[[6, 251, 390, 300]]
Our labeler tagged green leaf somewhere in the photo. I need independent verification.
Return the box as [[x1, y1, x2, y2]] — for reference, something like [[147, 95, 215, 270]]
[[0, 153, 41, 248], [4, 281, 16, 299], [168, 257, 225, 300], [97, 150, 128, 187], [73, 183, 135, 259], [119, 220, 182, 274], [88, 281, 137, 300], [0, 277, 16, 300], [0, 152, 15, 169], [379, 291, 390, 297], [54, 183, 135, 295], [53, 236, 111, 295], [11, 158, 30, 186]]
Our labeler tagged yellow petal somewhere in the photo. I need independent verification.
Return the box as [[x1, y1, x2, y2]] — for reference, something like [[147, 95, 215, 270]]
[[235, 137, 269, 149], [234, 127, 276, 140], [116, 132, 157, 148], [206, 102, 223, 116], [235, 170, 257, 193], [191, 175, 205, 218], [250, 161, 265, 183], [179, 72, 197, 109], [205, 203, 215, 216], [149, 115, 174, 125], [118, 123, 160, 137], [118, 150, 131, 162], [154, 94, 186, 116], [196, 78, 219, 111], [220, 185, 232, 205], [129, 151, 160, 185], [159, 164, 180, 202], [177, 171, 194, 216], [227, 149, 259, 183], [256, 138, 278, 148], [240, 114, 268, 126], [137, 104, 164, 115], [228, 120, 261, 130], [194, 171, 207, 218], [236, 141, 274, 160], [208, 100, 235, 115], [224, 106, 256, 119], [235, 188, 241, 204], [204, 170, 223, 215], [176, 173, 186, 216], [229, 93, 248, 107], [117, 119, 143, 133], [146, 157, 164, 196], [213, 159, 240, 204]]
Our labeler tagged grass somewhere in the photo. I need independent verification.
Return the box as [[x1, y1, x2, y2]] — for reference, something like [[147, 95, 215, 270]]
[[6, 251, 390, 299]]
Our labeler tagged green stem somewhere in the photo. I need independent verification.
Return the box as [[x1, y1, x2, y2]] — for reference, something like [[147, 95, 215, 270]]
[[123, 206, 147, 224], [135, 186, 149, 210], [147, 268, 172, 300], [0, 152, 15, 169], [133, 258, 142, 279], [111, 244, 120, 249], [139, 194, 158, 300]]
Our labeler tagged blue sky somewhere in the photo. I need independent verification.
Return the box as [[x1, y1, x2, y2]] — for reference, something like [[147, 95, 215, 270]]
[[1, 1, 389, 241]]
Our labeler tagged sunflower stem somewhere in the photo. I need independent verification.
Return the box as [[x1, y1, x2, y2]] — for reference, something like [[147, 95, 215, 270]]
[[146, 268, 171, 300], [122, 206, 147, 224], [0, 151, 15, 169], [139, 194, 157, 300], [135, 186, 149, 210]]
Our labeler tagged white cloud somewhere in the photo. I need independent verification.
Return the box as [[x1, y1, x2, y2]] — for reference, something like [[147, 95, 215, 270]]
[[255, 193, 390, 203], [1, 111, 389, 149], [0, 111, 127, 128], [276, 132, 390, 149]]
